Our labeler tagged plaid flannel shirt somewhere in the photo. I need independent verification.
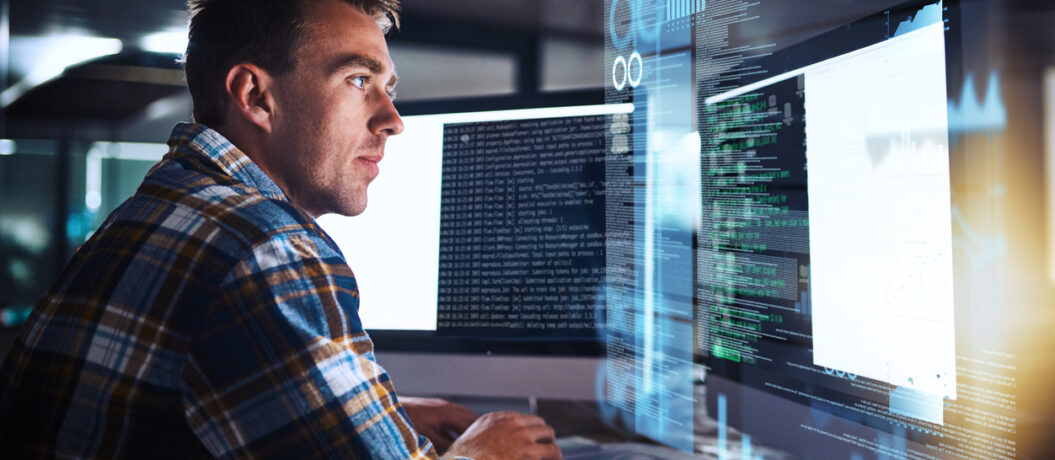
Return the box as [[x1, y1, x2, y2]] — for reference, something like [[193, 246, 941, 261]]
[[0, 123, 437, 459]]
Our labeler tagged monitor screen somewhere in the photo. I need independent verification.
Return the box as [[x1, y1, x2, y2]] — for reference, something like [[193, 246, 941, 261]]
[[701, 0, 954, 399]]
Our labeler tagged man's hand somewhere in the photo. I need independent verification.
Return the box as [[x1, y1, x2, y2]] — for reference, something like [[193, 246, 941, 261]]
[[444, 412, 563, 460], [400, 397, 479, 453]]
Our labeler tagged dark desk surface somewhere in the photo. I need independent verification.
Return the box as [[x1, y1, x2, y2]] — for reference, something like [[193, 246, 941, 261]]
[[467, 387, 797, 459]]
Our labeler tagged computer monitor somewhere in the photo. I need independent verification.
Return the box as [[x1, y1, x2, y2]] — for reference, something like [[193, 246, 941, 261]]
[[317, 92, 633, 401], [694, 1, 1010, 458]]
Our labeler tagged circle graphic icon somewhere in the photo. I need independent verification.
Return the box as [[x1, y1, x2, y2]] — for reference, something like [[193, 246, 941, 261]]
[[627, 51, 643, 88], [612, 55, 628, 91]]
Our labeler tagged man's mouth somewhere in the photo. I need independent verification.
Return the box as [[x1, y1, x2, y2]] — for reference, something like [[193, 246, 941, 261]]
[[357, 154, 382, 177]]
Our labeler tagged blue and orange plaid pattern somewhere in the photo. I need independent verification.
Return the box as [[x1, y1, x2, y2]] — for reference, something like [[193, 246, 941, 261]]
[[0, 123, 437, 459]]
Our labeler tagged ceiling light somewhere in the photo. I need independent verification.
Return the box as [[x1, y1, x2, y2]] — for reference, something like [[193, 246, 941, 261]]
[[0, 139, 15, 155], [140, 29, 188, 55]]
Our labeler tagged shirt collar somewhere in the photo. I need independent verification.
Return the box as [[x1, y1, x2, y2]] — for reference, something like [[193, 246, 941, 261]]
[[166, 122, 288, 202]]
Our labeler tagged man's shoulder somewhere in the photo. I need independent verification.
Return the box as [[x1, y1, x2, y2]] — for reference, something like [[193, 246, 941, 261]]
[[115, 155, 323, 253], [43, 152, 348, 321]]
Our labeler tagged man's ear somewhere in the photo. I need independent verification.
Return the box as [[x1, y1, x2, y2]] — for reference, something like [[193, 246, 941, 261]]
[[224, 63, 275, 133]]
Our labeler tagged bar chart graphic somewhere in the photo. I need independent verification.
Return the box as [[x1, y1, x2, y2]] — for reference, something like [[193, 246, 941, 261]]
[[667, 0, 706, 21]]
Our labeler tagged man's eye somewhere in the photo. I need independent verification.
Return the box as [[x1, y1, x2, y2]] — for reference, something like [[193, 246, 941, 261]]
[[349, 76, 368, 88]]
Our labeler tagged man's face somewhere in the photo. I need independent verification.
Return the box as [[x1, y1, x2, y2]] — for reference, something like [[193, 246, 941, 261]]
[[267, 0, 403, 217]]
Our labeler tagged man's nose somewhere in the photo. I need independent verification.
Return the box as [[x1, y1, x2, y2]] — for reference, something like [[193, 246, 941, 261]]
[[370, 95, 404, 136]]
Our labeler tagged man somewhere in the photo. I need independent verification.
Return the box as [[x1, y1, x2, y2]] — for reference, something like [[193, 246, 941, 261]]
[[0, 0, 562, 458]]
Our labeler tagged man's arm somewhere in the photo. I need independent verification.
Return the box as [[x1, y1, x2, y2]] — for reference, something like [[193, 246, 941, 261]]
[[180, 233, 435, 458]]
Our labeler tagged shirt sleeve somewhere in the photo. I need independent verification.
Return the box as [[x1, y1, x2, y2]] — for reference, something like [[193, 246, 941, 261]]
[[180, 232, 437, 459]]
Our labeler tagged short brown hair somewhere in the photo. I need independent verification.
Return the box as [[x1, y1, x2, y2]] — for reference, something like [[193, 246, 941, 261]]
[[182, 0, 400, 127]]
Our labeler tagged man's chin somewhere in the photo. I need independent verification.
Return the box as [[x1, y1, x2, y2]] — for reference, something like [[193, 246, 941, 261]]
[[307, 188, 367, 218], [333, 198, 368, 217]]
